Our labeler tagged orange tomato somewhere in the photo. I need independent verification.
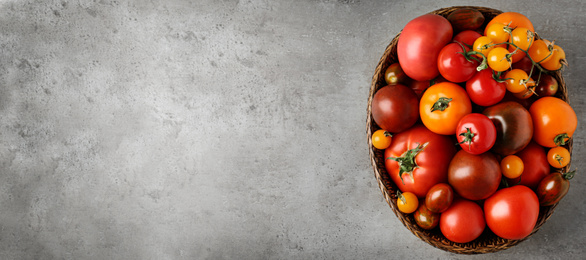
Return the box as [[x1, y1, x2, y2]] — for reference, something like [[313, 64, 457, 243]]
[[484, 12, 535, 35], [529, 97, 578, 147], [507, 27, 534, 63], [547, 146, 571, 168], [372, 129, 393, 149], [540, 45, 566, 71], [397, 191, 419, 214], [420, 82, 472, 135], [501, 155, 524, 179], [528, 39, 554, 64]]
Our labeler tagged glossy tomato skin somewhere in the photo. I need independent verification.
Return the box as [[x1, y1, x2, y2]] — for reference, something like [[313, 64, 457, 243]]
[[398, 14, 453, 81], [371, 84, 419, 133], [425, 183, 454, 213], [511, 56, 534, 75], [438, 43, 479, 83], [420, 82, 472, 135], [536, 172, 570, 206], [483, 101, 533, 155], [452, 30, 482, 47], [440, 199, 485, 243], [414, 203, 440, 230], [529, 97, 577, 147], [484, 12, 535, 35], [466, 69, 506, 107], [385, 125, 457, 198], [507, 142, 550, 190], [456, 113, 497, 154], [448, 150, 501, 200], [535, 74, 558, 97], [484, 185, 539, 240]]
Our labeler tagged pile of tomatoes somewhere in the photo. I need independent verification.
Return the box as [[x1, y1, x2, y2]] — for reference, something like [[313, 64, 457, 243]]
[[371, 9, 578, 244]]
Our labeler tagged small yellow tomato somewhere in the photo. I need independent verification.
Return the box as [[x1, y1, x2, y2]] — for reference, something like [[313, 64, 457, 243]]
[[547, 146, 571, 168], [501, 155, 524, 179], [372, 129, 393, 150], [397, 191, 419, 214]]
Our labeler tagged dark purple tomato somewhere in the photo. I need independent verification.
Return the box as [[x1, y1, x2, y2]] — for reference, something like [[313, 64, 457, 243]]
[[371, 84, 419, 133], [535, 74, 559, 97], [425, 183, 454, 213], [414, 202, 440, 230], [482, 101, 534, 155], [536, 171, 574, 206], [448, 150, 501, 200]]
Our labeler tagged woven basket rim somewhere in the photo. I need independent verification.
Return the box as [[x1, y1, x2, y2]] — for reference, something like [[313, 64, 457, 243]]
[[366, 6, 572, 254]]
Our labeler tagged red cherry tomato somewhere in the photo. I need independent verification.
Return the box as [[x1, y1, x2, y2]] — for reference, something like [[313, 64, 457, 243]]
[[456, 113, 497, 155], [452, 30, 482, 47], [484, 185, 539, 240], [371, 84, 419, 133], [465, 69, 506, 107], [437, 42, 479, 83], [440, 199, 485, 243], [425, 183, 454, 213]]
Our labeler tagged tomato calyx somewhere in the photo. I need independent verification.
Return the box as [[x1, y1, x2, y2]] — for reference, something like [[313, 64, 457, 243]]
[[431, 97, 453, 112], [562, 169, 576, 180], [397, 190, 406, 204], [554, 133, 570, 146], [388, 142, 429, 184], [457, 127, 476, 151], [384, 131, 393, 137]]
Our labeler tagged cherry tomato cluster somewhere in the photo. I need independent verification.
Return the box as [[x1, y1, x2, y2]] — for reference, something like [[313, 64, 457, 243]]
[[371, 9, 578, 244]]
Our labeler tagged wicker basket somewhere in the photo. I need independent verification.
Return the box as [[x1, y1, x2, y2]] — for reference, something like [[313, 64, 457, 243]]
[[366, 6, 572, 254]]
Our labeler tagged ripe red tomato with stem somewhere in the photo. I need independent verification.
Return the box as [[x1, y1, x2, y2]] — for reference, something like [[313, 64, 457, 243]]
[[466, 69, 506, 107], [537, 170, 576, 206], [484, 185, 539, 240], [440, 199, 485, 243], [371, 84, 419, 133], [385, 125, 457, 198], [456, 113, 497, 155], [437, 42, 479, 83]]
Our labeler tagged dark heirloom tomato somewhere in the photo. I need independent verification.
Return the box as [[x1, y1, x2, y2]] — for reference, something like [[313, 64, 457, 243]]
[[440, 199, 485, 243], [447, 8, 485, 32], [385, 63, 411, 85], [385, 125, 457, 198], [465, 69, 506, 107], [456, 113, 497, 155], [371, 84, 419, 133], [448, 150, 501, 200], [535, 74, 559, 97], [414, 203, 440, 230], [437, 42, 479, 83], [484, 185, 539, 240], [425, 183, 454, 213], [537, 171, 575, 206], [452, 30, 482, 47], [398, 14, 453, 81], [507, 142, 550, 190], [483, 101, 533, 155]]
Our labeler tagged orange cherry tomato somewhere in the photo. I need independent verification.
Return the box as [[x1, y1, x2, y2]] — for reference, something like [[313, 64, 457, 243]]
[[484, 12, 535, 35], [529, 97, 578, 147], [547, 146, 571, 168], [501, 155, 524, 179], [397, 191, 419, 214], [372, 129, 393, 150], [485, 22, 510, 47], [504, 69, 531, 93], [508, 27, 534, 63], [528, 39, 554, 64], [472, 36, 495, 59], [540, 45, 566, 71], [420, 82, 472, 135], [487, 47, 511, 72]]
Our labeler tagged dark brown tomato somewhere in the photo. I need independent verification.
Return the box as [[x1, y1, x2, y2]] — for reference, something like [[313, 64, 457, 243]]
[[385, 63, 411, 85], [535, 74, 559, 97], [371, 84, 419, 133], [414, 202, 440, 230], [536, 171, 574, 206], [482, 101, 533, 155], [507, 141, 550, 190], [447, 8, 485, 32], [448, 150, 502, 200], [425, 183, 454, 213]]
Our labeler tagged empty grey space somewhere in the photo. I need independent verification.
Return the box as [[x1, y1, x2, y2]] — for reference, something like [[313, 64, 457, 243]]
[[0, 0, 584, 259]]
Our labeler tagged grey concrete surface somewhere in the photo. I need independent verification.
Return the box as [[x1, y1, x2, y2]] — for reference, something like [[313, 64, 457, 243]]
[[0, 0, 584, 259]]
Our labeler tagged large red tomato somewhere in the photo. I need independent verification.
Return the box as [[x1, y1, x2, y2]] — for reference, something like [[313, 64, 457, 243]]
[[398, 14, 453, 81], [385, 125, 457, 198], [507, 142, 549, 190], [484, 185, 539, 240], [371, 84, 419, 133], [440, 199, 485, 243]]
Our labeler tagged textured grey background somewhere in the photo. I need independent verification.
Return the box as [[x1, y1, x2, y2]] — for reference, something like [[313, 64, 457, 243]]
[[0, 0, 584, 259]]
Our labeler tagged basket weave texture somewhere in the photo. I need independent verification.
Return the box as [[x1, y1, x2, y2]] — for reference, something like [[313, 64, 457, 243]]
[[366, 6, 572, 254]]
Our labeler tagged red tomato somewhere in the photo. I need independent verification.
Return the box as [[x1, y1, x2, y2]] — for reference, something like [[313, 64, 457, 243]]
[[409, 80, 431, 98], [511, 55, 534, 75], [452, 30, 482, 47], [507, 142, 549, 190], [482, 101, 533, 156], [448, 150, 501, 200], [385, 125, 457, 198], [537, 170, 575, 206], [371, 84, 419, 133], [484, 185, 539, 240], [465, 69, 506, 107], [456, 113, 497, 154], [398, 14, 453, 81], [425, 183, 454, 213], [437, 42, 479, 83], [440, 199, 485, 243]]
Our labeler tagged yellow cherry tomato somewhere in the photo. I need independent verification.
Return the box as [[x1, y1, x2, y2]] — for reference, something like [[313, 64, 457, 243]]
[[504, 69, 531, 93], [540, 45, 566, 71], [487, 47, 512, 72], [507, 27, 534, 63], [528, 39, 553, 64], [547, 146, 571, 168], [485, 22, 510, 46], [372, 129, 393, 150], [397, 191, 419, 214], [501, 155, 524, 179], [472, 36, 495, 59]]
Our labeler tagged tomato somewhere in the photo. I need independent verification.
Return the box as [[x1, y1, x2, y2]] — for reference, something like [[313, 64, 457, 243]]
[[507, 27, 534, 63], [472, 36, 495, 60], [484, 185, 539, 240], [456, 113, 497, 155], [540, 45, 566, 71], [372, 129, 393, 150], [397, 191, 419, 214], [385, 125, 457, 198], [437, 43, 479, 83], [501, 155, 524, 179], [547, 146, 571, 168], [511, 55, 534, 75], [535, 74, 558, 97], [452, 30, 482, 47], [511, 78, 536, 99], [504, 69, 531, 93], [447, 8, 485, 32], [507, 142, 550, 190], [398, 14, 453, 81], [484, 12, 535, 35], [448, 150, 501, 200], [425, 183, 454, 213], [414, 203, 440, 230], [465, 69, 506, 107], [440, 199, 485, 243], [487, 47, 511, 72], [385, 63, 411, 85], [485, 22, 510, 46], [483, 101, 533, 155], [529, 96, 577, 147], [409, 80, 430, 98], [528, 39, 554, 64], [536, 170, 575, 206], [420, 82, 472, 135], [371, 84, 419, 133]]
